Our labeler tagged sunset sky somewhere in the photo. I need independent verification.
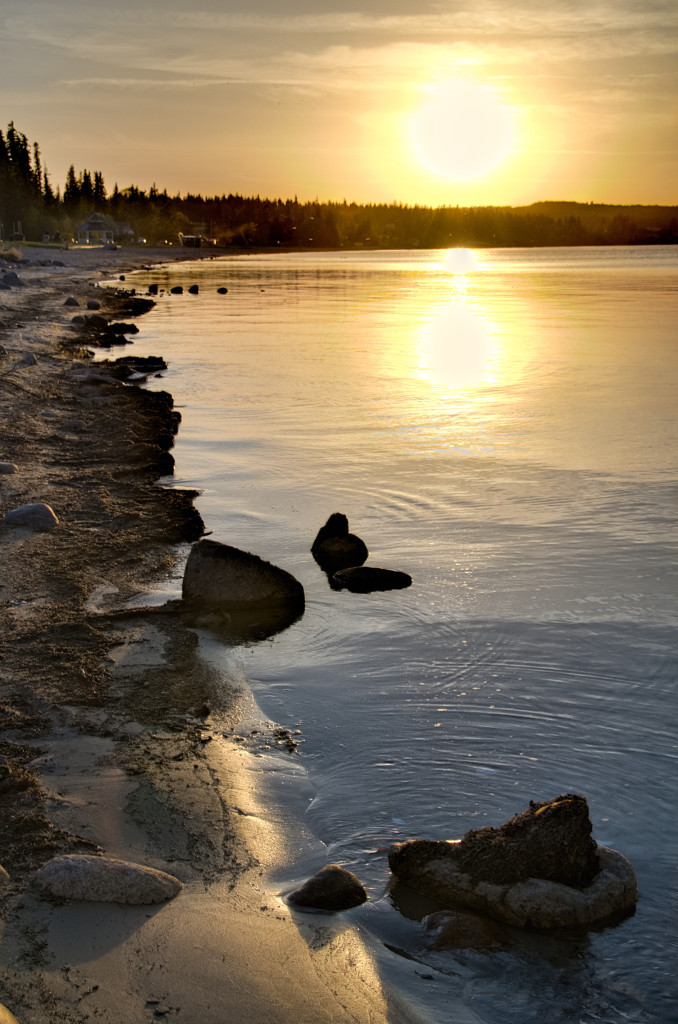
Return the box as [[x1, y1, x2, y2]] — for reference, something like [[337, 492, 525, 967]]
[[1, 0, 676, 207]]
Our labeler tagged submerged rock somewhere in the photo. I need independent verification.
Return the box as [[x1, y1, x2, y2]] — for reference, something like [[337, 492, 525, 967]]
[[33, 854, 183, 904], [311, 512, 368, 573], [389, 795, 638, 931], [423, 908, 506, 950], [0, 463, 18, 475], [3, 502, 59, 531], [288, 864, 368, 912], [182, 539, 305, 613], [333, 566, 412, 593]]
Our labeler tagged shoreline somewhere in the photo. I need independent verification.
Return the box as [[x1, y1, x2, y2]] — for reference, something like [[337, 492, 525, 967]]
[[0, 245, 426, 1024]]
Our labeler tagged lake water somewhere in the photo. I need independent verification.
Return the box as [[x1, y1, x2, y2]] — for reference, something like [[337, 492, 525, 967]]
[[109, 247, 677, 1023]]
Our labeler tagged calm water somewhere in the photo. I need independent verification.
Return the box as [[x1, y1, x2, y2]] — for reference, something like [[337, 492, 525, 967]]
[[111, 247, 677, 1023]]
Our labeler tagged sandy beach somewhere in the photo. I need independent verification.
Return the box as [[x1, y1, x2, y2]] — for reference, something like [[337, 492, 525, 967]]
[[0, 245, 430, 1024]]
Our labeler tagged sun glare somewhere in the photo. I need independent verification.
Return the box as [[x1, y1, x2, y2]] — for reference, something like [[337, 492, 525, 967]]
[[412, 81, 513, 181]]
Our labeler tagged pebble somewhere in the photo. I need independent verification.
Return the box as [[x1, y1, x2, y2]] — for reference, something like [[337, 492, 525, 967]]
[[0, 463, 18, 474], [3, 502, 59, 530]]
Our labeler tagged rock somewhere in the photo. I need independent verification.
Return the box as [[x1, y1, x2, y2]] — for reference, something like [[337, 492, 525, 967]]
[[86, 298, 101, 310], [0, 864, 10, 886], [33, 854, 183, 904], [0, 345, 8, 358], [108, 321, 139, 335], [170, 285, 183, 294], [423, 908, 506, 950], [311, 513, 368, 573], [288, 864, 368, 911], [0, 463, 18, 474], [217, 287, 228, 294], [182, 539, 305, 612], [188, 284, 199, 294], [148, 283, 159, 295], [2, 271, 24, 287], [64, 295, 80, 306], [0, 1003, 21, 1024], [389, 795, 639, 931], [3, 502, 59, 531], [333, 566, 412, 593]]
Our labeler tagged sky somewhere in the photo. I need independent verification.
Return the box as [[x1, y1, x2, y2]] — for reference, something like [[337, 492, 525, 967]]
[[1, 0, 676, 207]]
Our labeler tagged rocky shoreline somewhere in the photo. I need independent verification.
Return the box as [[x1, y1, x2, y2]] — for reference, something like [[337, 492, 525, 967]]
[[0, 247, 416, 1024]]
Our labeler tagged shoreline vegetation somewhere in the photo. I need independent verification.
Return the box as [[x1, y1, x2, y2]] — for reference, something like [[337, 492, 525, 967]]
[[2, 122, 677, 250], [0, 245, 423, 1023]]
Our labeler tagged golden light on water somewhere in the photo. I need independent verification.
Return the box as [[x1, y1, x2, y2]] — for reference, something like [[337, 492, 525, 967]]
[[417, 299, 496, 390]]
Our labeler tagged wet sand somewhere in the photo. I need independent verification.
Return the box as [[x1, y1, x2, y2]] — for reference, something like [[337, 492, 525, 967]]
[[0, 245, 429, 1024]]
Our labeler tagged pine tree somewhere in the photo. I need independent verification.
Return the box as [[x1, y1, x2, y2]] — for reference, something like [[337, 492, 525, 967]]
[[64, 165, 80, 209]]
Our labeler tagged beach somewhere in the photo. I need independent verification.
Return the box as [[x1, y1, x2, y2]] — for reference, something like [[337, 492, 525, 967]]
[[0, 245, 424, 1024]]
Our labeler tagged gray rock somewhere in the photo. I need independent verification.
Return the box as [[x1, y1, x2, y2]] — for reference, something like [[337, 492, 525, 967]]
[[311, 512, 368, 573], [33, 854, 183, 904], [288, 864, 368, 911], [86, 299, 101, 310], [0, 864, 10, 886], [3, 502, 59, 531], [182, 539, 304, 612], [2, 271, 24, 287], [389, 795, 638, 931], [64, 295, 80, 306], [0, 463, 18, 475], [333, 566, 412, 593]]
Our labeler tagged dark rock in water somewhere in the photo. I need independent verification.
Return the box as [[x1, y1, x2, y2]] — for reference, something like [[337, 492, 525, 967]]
[[188, 284, 199, 294], [170, 286, 183, 294], [64, 295, 80, 306], [458, 793, 599, 887], [288, 864, 368, 912], [148, 283, 159, 295], [311, 512, 368, 573], [423, 908, 506, 950], [217, 287, 228, 294], [389, 795, 639, 931], [182, 539, 305, 613], [108, 321, 139, 335], [333, 566, 412, 593], [87, 298, 101, 310]]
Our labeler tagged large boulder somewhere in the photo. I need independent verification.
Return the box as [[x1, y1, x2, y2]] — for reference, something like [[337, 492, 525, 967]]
[[182, 539, 305, 613], [389, 795, 638, 931], [33, 854, 183, 904], [288, 864, 368, 912], [311, 512, 368, 573], [3, 502, 59, 531]]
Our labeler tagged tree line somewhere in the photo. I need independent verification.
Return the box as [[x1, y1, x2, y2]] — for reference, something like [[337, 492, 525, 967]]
[[2, 121, 677, 249]]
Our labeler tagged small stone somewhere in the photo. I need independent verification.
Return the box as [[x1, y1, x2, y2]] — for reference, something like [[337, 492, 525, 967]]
[[0, 865, 10, 886], [33, 854, 183, 904], [170, 286, 183, 294], [3, 502, 59, 531], [217, 287, 228, 294], [333, 566, 412, 593], [64, 295, 80, 306], [188, 284, 199, 294], [86, 299, 101, 310], [0, 463, 18, 475], [288, 864, 368, 912]]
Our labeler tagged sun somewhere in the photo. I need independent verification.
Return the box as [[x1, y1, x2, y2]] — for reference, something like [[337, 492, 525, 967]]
[[411, 80, 513, 181]]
